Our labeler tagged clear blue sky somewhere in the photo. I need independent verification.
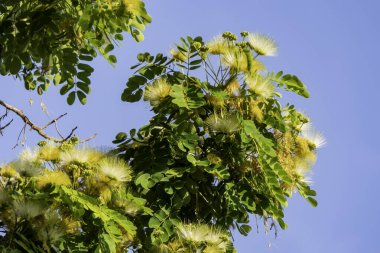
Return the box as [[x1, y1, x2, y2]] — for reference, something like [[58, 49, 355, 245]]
[[1, 0, 379, 252]]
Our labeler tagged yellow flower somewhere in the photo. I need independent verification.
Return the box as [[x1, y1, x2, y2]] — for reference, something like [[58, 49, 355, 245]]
[[62, 217, 81, 234], [225, 78, 240, 96], [221, 49, 248, 71], [176, 223, 230, 251], [13, 198, 45, 219], [36, 170, 72, 189], [144, 78, 172, 106], [249, 100, 264, 122], [123, 0, 143, 15], [19, 148, 41, 165], [247, 33, 278, 56], [0, 164, 18, 178], [204, 245, 226, 253], [246, 75, 275, 99], [61, 148, 103, 164], [170, 48, 188, 62], [206, 34, 230, 55], [301, 123, 326, 149], [176, 223, 207, 244], [207, 153, 222, 165], [38, 143, 61, 161], [98, 157, 132, 182], [206, 114, 240, 133]]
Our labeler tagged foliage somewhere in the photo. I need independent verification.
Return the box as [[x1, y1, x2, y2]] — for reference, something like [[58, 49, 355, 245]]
[[0, 139, 148, 252], [0, 30, 324, 252], [0, 0, 151, 104], [115, 32, 324, 251]]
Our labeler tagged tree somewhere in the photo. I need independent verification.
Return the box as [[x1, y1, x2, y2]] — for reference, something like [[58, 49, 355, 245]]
[[0, 3, 325, 253], [0, 0, 150, 104]]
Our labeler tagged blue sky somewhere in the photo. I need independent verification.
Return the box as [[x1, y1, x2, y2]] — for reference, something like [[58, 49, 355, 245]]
[[1, 0, 379, 252]]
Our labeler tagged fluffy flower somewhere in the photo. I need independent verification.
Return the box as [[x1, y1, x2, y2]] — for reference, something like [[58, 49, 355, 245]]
[[0, 164, 18, 178], [225, 78, 240, 96], [176, 223, 230, 251], [301, 123, 326, 149], [176, 223, 207, 244], [294, 164, 314, 185], [221, 50, 248, 71], [13, 198, 45, 219], [98, 157, 132, 182], [170, 48, 188, 62], [13, 160, 42, 177], [123, 0, 143, 15], [19, 148, 41, 165], [36, 170, 72, 189], [206, 114, 240, 133], [36, 213, 65, 245], [246, 75, 275, 99], [38, 142, 61, 161], [206, 34, 230, 55], [247, 33, 278, 56], [61, 148, 103, 164], [144, 78, 172, 106], [204, 245, 226, 253], [249, 100, 264, 122]]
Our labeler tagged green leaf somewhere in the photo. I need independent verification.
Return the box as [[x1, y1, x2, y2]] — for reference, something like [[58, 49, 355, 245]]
[[77, 82, 91, 94], [104, 44, 115, 54], [135, 173, 152, 189], [115, 34, 123, 41], [100, 233, 116, 253], [306, 197, 318, 207], [54, 73, 62, 85], [186, 154, 197, 165], [60, 187, 136, 235], [67, 91, 76, 105], [190, 59, 202, 65], [272, 74, 310, 98], [9, 56, 21, 75], [25, 80, 36, 90], [126, 75, 147, 89], [170, 84, 205, 109], [79, 55, 93, 61], [78, 63, 94, 73], [77, 72, 91, 84], [121, 88, 143, 102], [277, 218, 288, 229], [113, 132, 127, 144], [148, 216, 160, 228], [238, 224, 252, 236], [77, 91, 87, 105], [138, 67, 155, 80], [243, 120, 276, 157]]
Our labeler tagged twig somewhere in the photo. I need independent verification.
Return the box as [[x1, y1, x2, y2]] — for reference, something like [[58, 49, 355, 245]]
[[0, 119, 13, 136], [13, 124, 26, 149], [0, 99, 61, 142], [42, 113, 67, 130], [79, 133, 97, 143], [63, 126, 78, 141], [0, 99, 96, 144], [0, 109, 13, 135]]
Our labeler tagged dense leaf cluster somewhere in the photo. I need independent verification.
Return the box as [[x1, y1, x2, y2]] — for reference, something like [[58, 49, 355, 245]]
[[0, 140, 145, 252], [114, 33, 322, 251], [0, 31, 323, 253], [0, 0, 150, 104]]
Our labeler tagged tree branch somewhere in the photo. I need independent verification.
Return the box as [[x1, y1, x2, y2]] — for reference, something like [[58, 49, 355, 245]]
[[0, 109, 13, 136], [0, 99, 95, 144]]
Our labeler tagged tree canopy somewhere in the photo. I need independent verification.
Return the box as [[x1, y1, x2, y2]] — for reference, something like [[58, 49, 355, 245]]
[[0, 0, 151, 104], [0, 2, 325, 253]]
